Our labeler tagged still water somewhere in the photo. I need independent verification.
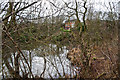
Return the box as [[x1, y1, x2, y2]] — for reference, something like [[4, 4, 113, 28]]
[[4, 44, 77, 78]]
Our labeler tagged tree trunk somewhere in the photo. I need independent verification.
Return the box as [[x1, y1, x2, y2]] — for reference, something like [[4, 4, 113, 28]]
[[118, 13, 120, 78], [29, 51, 32, 78], [3, 57, 21, 78], [15, 52, 20, 78]]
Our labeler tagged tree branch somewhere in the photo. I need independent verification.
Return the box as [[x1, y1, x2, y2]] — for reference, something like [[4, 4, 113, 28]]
[[2, 1, 38, 21]]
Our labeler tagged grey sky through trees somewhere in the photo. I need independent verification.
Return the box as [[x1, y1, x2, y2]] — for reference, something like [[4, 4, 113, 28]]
[[0, 0, 120, 26], [0, 0, 119, 12]]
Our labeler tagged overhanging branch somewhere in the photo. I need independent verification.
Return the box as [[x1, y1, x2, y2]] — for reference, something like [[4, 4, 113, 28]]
[[2, 1, 38, 21]]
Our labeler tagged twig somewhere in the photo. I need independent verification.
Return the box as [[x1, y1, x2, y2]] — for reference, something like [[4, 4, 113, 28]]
[[97, 72, 106, 79]]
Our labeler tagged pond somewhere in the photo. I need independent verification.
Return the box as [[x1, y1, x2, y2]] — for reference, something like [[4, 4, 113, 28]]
[[2, 44, 78, 78]]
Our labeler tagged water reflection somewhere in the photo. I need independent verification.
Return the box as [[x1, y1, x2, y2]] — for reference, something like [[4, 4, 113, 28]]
[[3, 44, 77, 78], [31, 45, 76, 78]]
